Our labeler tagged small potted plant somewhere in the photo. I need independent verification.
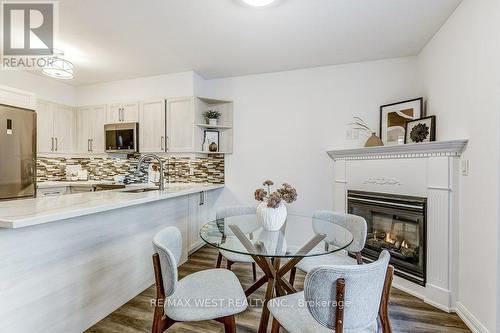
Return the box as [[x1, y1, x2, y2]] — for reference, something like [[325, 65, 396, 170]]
[[254, 180, 298, 231], [204, 110, 221, 126]]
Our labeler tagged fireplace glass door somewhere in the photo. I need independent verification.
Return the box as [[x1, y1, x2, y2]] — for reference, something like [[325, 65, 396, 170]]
[[348, 191, 426, 285]]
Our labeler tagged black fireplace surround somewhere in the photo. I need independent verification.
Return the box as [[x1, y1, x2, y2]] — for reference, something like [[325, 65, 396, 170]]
[[347, 190, 427, 286]]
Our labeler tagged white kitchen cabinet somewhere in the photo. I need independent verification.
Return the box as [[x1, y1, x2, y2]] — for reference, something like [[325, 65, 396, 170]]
[[107, 102, 139, 123], [36, 100, 76, 154], [139, 99, 166, 152], [37, 186, 68, 197], [77, 105, 106, 153], [188, 191, 210, 253], [166, 97, 195, 152], [0, 85, 36, 110], [53, 104, 76, 153]]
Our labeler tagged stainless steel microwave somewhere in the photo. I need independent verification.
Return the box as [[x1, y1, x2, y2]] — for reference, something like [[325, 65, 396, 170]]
[[105, 123, 139, 153]]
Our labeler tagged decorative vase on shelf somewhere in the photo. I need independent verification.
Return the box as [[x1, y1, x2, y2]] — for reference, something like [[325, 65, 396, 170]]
[[364, 133, 384, 147], [208, 118, 218, 126], [256, 201, 287, 231], [209, 142, 218, 152]]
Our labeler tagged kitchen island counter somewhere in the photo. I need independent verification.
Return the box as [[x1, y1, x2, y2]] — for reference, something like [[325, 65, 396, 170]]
[[0, 183, 224, 229]]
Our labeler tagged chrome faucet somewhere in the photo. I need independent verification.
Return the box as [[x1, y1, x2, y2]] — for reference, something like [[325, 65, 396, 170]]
[[137, 154, 165, 191]]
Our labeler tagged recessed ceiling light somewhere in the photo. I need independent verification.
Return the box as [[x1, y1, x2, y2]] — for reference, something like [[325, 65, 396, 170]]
[[241, 0, 276, 7]]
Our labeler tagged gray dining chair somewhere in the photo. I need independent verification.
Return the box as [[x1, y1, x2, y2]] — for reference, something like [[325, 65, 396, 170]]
[[289, 210, 367, 285], [215, 205, 259, 281], [151, 226, 247, 333], [269, 250, 394, 333]]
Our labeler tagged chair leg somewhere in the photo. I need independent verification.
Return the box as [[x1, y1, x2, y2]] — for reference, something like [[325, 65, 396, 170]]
[[271, 318, 281, 333], [252, 262, 257, 281], [227, 260, 233, 270], [379, 266, 394, 333], [216, 252, 223, 268], [289, 267, 296, 286], [216, 315, 237, 333]]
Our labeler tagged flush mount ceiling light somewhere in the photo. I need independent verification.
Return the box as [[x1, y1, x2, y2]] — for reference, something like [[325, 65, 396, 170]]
[[241, 0, 277, 7], [41, 50, 74, 80]]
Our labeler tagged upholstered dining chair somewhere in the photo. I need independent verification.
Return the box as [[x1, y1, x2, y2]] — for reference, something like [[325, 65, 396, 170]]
[[289, 210, 367, 285], [151, 227, 247, 333], [269, 250, 394, 333], [215, 206, 259, 281]]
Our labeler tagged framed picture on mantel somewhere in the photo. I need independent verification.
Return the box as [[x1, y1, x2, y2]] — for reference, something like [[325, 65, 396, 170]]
[[380, 97, 424, 145]]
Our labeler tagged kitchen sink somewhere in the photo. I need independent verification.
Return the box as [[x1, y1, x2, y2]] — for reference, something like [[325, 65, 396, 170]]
[[120, 187, 159, 193]]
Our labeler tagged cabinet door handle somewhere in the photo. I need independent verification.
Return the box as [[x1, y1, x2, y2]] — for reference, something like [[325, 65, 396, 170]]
[[166, 136, 169, 151], [91, 139, 94, 152], [161, 136, 165, 151], [120, 108, 124, 122], [51, 137, 54, 151], [55, 137, 58, 151], [88, 139, 91, 152], [199, 191, 205, 205]]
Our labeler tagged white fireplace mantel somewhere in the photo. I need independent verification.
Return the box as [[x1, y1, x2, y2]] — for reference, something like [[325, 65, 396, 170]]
[[327, 139, 468, 161], [328, 139, 468, 313]]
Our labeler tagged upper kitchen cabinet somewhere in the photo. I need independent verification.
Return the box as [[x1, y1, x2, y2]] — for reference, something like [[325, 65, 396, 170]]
[[76, 105, 107, 154], [0, 85, 36, 110], [166, 97, 196, 152], [139, 99, 166, 153], [37, 100, 76, 154], [107, 102, 139, 123]]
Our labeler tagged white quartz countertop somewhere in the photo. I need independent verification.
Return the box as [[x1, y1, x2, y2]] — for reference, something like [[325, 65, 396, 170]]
[[0, 183, 224, 229], [37, 180, 115, 188]]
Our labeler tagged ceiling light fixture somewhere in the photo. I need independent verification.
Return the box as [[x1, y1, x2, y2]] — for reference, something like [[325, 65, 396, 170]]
[[41, 50, 74, 80], [241, 0, 276, 7]]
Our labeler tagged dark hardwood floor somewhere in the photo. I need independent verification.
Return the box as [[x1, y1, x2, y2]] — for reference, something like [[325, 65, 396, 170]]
[[87, 246, 470, 333]]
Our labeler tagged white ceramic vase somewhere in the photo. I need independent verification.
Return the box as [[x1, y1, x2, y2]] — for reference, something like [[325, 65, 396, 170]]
[[208, 118, 218, 126], [257, 201, 287, 231]]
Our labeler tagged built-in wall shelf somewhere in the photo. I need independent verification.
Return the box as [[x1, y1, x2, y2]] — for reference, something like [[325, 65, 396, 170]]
[[196, 124, 233, 130], [327, 139, 469, 161], [195, 97, 233, 154]]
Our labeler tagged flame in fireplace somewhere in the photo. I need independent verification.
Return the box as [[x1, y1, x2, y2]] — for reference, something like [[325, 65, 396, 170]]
[[385, 233, 396, 244]]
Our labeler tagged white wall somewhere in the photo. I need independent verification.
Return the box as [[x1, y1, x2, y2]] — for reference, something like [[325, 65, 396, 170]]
[[0, 70, 76, 105], [418, 0, 500, 332], [76, 71, 196, 105], [200, 57, 421, 216]]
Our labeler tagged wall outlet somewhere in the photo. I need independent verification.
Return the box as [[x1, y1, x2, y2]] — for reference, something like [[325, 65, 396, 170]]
[[461, 159, 469, 176]]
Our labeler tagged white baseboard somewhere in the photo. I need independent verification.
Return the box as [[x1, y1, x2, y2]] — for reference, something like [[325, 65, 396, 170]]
[[455, 302, 490, 333]]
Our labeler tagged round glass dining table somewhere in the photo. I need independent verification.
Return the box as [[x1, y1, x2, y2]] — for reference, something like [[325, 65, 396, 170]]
[[200, 214, 354, 333]]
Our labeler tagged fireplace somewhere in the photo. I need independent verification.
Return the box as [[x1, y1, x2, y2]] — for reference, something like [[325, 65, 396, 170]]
[[347, 190, 427, 286]]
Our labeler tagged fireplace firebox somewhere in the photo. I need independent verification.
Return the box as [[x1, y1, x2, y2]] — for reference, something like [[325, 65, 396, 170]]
[[347, 190, 426, 285]]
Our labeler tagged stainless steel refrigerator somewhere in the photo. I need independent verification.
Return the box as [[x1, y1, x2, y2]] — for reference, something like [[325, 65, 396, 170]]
[[0, 104, 36, 200]]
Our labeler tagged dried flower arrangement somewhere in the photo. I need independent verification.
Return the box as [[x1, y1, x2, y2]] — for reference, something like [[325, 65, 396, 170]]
[[204, 110, 221, 120], [348, 116, 374, 135], [254, 180, 298, 209]]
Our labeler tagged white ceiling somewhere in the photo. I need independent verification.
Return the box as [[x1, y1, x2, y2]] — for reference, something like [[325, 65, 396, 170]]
[[55, 0, 461, 85]]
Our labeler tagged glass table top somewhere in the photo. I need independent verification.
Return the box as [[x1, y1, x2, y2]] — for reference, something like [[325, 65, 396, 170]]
[[199, 214, 354, 258]]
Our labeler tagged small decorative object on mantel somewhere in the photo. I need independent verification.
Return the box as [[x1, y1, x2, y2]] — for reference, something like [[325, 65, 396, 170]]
[[380, 97, 424, 145], [254, 180, 298, 231], [405, 115, 436, 144], [204, 110, 221, 126], [349, 116, 383, 147]]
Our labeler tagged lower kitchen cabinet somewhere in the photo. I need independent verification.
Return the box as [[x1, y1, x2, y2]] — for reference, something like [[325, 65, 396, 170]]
[[187, 190, 216, 254]]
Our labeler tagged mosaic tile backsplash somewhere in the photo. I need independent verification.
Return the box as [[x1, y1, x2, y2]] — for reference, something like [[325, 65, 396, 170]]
[[37, 155, 225, 184]]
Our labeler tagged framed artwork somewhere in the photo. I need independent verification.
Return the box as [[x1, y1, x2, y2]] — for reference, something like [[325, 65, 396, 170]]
[[380, 97, 424, 145], [405, 116, 436, 144], [204, 130, 219, 151]]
